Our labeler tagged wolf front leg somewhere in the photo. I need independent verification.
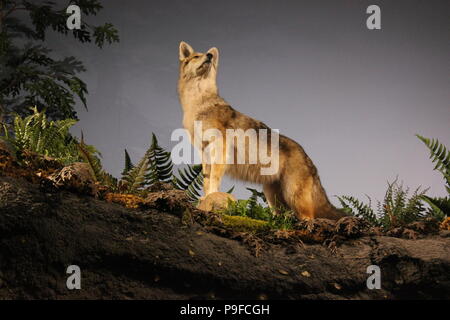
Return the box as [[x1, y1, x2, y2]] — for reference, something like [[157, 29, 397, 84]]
[[209, 163, 226, 194], [203, 137, 226, 194], [202, 163, 211, 196]]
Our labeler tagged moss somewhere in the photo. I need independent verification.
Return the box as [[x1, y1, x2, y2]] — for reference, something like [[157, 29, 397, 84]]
[[105, 193, 145, 209], [221, 214, 270, 233], [440, 217, 450, 231]]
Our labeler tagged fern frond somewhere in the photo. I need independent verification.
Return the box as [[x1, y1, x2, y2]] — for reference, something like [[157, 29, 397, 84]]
[[122, 156, 150, 194], [421, 195, 449, 220], [7, 108, 80, 163], [77, 134, 103, 182], [121, 149, 134, 177], [401, 186, 428, 222], [119, 134, 174, 194], [101, 172, 119, 192], [146, 133, 173, 184], [417, 134, 450, 192], [337, 195, 380, 227], [173, 164, 203, 202], [376, 179, 428, 228], [226, 186, 235, 194], [246, 187, 267, 204]]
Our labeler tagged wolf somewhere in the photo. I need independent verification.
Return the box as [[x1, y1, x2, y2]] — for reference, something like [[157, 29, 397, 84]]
[[177, 41, 345, 220]]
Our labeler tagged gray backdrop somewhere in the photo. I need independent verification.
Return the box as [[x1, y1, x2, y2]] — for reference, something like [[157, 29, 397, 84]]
[[47, 0, 449, 204]]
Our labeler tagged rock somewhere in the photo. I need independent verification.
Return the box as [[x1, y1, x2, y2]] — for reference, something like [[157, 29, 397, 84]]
[[145, 181, 174, 192], [47, 162, 97, 195], [197, 192, 237, 212], [0, 140, 15, 171], [0, 139, 14, 157], [145, 189, 191, 216], [20, 149, 62, 171]]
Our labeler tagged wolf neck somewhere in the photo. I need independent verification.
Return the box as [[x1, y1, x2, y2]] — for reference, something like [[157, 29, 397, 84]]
[[178, 77, 222, 114]]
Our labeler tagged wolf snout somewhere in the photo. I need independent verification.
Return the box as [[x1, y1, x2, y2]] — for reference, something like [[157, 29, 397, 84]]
[[206, 53, 213, 61]]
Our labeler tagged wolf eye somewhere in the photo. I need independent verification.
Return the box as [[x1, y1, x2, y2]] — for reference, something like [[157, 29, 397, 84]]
[[193, 55, 200, 59]]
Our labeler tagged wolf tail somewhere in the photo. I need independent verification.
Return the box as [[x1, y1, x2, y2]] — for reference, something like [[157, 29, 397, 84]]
[[313, 179, 348, 220], [317, 204, 348, 220]]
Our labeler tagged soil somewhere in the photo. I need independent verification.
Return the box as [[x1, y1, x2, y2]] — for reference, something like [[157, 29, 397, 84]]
[[0, 175, 449, 300]]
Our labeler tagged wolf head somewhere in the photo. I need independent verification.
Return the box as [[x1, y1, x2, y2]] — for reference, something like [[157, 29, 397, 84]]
[[178, 41, 219, 81]]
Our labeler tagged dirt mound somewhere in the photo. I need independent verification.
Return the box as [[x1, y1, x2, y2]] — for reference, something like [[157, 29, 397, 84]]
[[0, 175, 449, 299]]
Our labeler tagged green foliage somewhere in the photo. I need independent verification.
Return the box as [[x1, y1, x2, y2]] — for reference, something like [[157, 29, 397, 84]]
[[268, 210, 297, 230], [222, 188, 296, 230], [421, 195, 449, 221], [122, 150, 151, 194], [121, 149, 133, 176], [2, 106, 78, 163], [225, 199, 272, 221], [146, 133, 173, 185], [173, 164, 203, 202], [77, 132, 104, 182], [417, 135, 450, 193], [226, 185, 235, 194], [120, 133, 174, 195], [246, 187, 267, 204], [416, 135, 450, 219], [1, 108, 108, 184], [93, 22, 119, 48], [173, 164, 235, 202], [0, 0, 119, 121], [337, 179, 428, 229], [337, 195, 380, 227]]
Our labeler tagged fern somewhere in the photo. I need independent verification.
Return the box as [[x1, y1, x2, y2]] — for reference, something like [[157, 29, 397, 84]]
[[337, 195, 380, 227], [2, 108, 117, 187], [120, 133, 174, 194], [122, 154, 151, 194], [173, 164, 204, 202], [337, 180, 428, 229], [421, 196, 449, 220], [145, 133, 173, 185], [173, 164, 236, 202], [121, 149, 134, 177], [101, 172, 119, 193], [416, 135, 450, 219], [226, 185, 235, 194], [417, 134, 450, 193], [246, 187, 267, 204], [400, 186, 428, 223], [76, 133, 104, 182], [3, 107, 80, 164]]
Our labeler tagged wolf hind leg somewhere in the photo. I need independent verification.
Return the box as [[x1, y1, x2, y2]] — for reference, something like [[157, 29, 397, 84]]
[[293, 191, 315, 220], [263, 182, 288, 215], [280, 174, 317, 220]]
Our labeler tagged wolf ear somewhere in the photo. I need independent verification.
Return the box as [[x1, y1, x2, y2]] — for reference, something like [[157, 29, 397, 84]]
[[179, 41, 194, 61], [206, 47, 219, 66]]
